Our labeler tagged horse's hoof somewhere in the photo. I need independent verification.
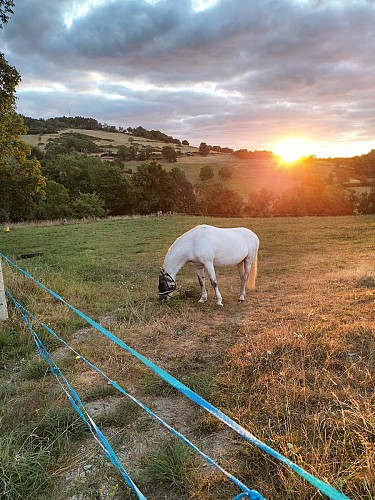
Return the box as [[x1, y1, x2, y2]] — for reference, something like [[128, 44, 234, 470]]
[[216, 302, 224, 307], [238, 299, 244, 303], [198, 299, 207, 304]]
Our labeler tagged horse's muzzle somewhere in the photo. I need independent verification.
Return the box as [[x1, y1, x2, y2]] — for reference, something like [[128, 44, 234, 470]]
[[158, 293, 170, 301]]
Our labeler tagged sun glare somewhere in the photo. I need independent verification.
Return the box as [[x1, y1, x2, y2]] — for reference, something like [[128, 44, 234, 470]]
[[273, 138, 312, 163]]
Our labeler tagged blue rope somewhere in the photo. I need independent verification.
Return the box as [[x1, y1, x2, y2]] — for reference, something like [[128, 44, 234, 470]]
[[7, 291, 146, 499], [0, 253, 350, 500], [7, 291, 265, 500]]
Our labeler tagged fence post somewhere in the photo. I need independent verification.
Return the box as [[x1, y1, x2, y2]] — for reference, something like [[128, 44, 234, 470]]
[[0, 258, 8, 321]]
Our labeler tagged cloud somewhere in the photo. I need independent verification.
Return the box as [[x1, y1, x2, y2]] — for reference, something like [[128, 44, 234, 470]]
[[2, 0, 375, 154]]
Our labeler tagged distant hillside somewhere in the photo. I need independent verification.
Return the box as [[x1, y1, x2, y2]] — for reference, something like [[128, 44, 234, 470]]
[[21, 115, 189, 146], [21, 115, 374, 201]]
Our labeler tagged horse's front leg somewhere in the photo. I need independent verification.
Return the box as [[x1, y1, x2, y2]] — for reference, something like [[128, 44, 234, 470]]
[[204, 262, 223, 306], [195, 266, 207, 303]]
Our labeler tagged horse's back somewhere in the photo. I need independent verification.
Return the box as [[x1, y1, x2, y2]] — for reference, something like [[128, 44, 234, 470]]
[[184, 225, 259, 266]]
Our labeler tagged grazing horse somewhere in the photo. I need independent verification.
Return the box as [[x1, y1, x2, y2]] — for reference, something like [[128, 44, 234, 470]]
[[158, 224, 259, 306]]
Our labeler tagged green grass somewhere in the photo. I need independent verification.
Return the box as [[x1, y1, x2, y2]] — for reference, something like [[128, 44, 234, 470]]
[[143, 437, 196, 493], [1, 214, 375, 499], [0, 407, 88, 500]]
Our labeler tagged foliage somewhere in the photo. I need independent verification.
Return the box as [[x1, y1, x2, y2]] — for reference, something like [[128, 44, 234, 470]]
[[233, 149, 274, 159], [273, 179, 354, 216], [198, 142, 210, 156], [169, 167, 197, 213], [195, 182, 244, 215], [130, 161, 195, 214], [161, 145, 177, 163], [129, 125, 182, 145], [35, 180, 71, 220], [199, 164, 214, 181], [0, 52, 25, 165], [71, 192, 107, 218], [218, 165, 233, 181], [0, 0, 14, 26], [245, 188, 275, 217], [357, 188, 375, 214], [44, 132, 101, 158], [352, 149, 375, 178], [0, 5, 45, 223], [42, 154, 131, 216], [0, 157, 46, 222], [117, 144, 139, 161]]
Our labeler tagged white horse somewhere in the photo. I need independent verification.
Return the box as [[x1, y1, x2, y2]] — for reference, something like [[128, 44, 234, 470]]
[[158, 224, 259, 306]]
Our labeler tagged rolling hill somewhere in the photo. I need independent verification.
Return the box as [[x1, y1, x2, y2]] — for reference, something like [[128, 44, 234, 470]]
[[22, 127, 365, 201]]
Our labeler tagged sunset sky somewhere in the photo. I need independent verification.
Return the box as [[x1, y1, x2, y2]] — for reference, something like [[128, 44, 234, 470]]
[[1, 0, 375, 158]]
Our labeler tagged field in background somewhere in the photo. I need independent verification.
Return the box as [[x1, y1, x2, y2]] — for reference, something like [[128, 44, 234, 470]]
[[22, 129, 345, 198], [22, 128, 199, 154], [1, 215, 374, 499]]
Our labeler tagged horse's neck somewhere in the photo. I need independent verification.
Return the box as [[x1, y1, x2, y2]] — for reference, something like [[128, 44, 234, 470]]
[[163, 240, 188, 278]]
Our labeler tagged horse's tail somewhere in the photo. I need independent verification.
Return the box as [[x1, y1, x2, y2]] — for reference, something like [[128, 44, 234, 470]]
[[248, 251, 258, 289]]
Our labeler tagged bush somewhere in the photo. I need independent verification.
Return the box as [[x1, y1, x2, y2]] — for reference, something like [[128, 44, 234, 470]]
[[71, 192, 107, 218]]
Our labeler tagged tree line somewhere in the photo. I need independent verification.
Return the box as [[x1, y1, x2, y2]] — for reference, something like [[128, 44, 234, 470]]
[[2, 139, 375, 222]]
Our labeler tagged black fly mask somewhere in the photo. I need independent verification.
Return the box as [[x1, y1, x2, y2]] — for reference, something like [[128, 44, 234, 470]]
[[158, 269, 176, 300]]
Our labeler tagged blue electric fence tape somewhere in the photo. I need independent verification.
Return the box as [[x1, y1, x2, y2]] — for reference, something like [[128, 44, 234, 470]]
[[0, 253, 350, 500], [7, 290, 264, 500]]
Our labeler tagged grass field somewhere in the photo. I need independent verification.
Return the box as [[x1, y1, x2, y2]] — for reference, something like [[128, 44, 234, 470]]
[[1, 215, 375, 499]]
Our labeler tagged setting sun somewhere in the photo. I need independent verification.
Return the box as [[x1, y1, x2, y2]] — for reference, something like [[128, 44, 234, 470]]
[[273, 138, 312, 163]]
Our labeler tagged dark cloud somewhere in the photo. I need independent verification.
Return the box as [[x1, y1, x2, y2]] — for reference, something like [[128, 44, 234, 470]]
[[1, 0, 375, 154]]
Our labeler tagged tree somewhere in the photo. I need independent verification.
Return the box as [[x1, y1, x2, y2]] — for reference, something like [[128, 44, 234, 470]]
[[245, 188, 274, 217], [130, 161, 197, 214], [218, 165, 233, 181], [117, 145, 138, 161], [130, 161, 174, 214], [198, 142, 210, 156], [272, 180, 354, 216], [161, 146, 177, 163], [71, 192, 107, 219], [169, 168, 197, 213], [195, 182, 244, 216], [0, 3, 46, 221], [87, 162, 131, 215], [35, 180, 71, 220], [43, 154, 131, 215], [0, 157, 46, 221], [357, 189, 375, 214], [199, 165, 214, 181], [0, 1, 14, 26]]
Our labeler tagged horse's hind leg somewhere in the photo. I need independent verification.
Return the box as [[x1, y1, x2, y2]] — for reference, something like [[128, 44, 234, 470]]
[[195, 266, 208, 303], [238, 258, 252, 302], [237, 260, 246, 302], [204, 262, 223, 306]]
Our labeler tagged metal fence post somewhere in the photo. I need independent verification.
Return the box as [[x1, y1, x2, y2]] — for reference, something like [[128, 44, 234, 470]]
[[0, 258, 8, 321]]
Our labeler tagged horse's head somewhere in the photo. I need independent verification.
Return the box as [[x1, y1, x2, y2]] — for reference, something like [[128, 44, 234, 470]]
[[158, 269, 176, 301]]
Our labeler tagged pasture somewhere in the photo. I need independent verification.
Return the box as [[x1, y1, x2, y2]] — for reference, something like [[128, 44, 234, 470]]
[[22, 128, 342, 199], [1, 215, 374, 499]]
